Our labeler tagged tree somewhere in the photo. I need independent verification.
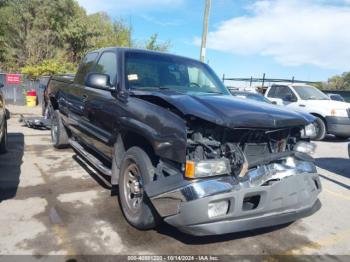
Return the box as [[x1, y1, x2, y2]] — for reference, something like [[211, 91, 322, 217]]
[[318, 71, 350, 90], [145, 33, 170, 51], [21, 59, 75, 79], [0, 0, 78, 69], [0, 0, 170, 75]]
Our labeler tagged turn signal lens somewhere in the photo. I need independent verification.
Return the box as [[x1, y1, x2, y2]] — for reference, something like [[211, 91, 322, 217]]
[[185, 160, 195, 178]]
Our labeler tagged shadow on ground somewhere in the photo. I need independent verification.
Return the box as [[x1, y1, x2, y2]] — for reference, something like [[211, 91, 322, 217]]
[[155, 222, 293, 245], [322, 135, 349, 143], [316, 158, 350, 178], [316, 157, 350, 190], [0, 133, 24, 202]]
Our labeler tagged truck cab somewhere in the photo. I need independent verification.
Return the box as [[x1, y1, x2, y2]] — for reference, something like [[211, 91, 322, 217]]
[[265, 84, 350, 140]]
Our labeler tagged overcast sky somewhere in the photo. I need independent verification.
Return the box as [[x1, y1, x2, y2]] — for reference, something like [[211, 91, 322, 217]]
[[77, 0, 350, 82]]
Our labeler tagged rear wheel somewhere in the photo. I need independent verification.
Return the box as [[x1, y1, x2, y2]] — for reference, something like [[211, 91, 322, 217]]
[[51, 110, 69, 149], [313, 117, 326, 141], [118, 147, 157, 230], [42, 101, 46, 116], [0, 120, 7, 154]]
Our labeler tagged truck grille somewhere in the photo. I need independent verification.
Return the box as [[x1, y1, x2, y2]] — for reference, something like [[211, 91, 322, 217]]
[[243, 143, 270, 164]]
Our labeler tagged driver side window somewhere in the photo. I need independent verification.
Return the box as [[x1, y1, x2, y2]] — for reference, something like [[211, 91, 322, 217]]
[[94, 52, 117, 84], [275, 86, 297, 101]]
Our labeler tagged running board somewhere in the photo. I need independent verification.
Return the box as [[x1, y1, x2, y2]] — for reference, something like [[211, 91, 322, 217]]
[[69, 139, 112, 176]]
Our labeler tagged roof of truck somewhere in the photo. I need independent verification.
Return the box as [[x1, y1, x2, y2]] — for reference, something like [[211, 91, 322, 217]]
[[89, 47, 201, 62]]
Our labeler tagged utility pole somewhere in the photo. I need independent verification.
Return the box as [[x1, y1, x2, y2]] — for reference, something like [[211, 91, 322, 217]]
[[200, 0, 211, 62]]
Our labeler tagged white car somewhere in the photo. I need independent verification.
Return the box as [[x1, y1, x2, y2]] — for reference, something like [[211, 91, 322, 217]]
[[265, 84, 350, 140]]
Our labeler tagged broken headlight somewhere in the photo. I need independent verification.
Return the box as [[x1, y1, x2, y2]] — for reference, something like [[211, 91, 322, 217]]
[[185, 159, 231, 178], [294, 141, 316, 155]]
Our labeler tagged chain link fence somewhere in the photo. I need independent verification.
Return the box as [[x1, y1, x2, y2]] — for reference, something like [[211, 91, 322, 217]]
[[0, 73, 44, 106]]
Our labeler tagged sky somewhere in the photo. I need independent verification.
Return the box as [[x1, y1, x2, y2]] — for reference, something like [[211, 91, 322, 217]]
[[77, 0, 350, 83]]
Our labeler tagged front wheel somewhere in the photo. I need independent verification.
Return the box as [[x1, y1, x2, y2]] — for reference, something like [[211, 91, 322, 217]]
[[118, 147, 157, 230], [313, 117, 326, 141], [0, 120, 7, 154], [51, 110, 69, 149]]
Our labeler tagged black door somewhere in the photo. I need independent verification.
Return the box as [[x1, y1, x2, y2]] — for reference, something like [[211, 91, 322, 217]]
[[82, 51, 119, 159], [65, 52, 99, 142]]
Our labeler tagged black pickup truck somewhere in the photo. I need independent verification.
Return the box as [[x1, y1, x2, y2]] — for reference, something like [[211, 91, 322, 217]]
[[47, 48, 321, 236]]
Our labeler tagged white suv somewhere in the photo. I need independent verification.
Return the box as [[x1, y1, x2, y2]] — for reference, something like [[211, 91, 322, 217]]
[[265, 84, 350, 140]]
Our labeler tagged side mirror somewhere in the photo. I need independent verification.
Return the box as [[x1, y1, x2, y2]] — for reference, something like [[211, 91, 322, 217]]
[[284, 94, 297, 102], [0, 83, 4, 88], [271, 101, 277, 105], [85, 73, 115, 91]]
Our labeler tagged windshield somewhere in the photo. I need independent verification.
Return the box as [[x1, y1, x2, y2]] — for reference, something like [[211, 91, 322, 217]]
[[330, 94, 345, 102], [293, 85, 329, 100], [125, 52, 230, 95]]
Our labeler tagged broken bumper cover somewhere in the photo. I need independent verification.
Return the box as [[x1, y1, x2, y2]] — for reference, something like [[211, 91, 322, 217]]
[[170, 198, 321, 236], [150, 169, 321, 236]]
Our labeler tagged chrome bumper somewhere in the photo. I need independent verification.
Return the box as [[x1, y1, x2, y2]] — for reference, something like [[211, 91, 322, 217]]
[[150, 159, 321, 219]]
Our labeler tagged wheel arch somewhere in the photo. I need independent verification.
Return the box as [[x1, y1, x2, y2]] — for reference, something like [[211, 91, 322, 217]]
[[310, 113, 327, 127], [111, 130, 158, 186]]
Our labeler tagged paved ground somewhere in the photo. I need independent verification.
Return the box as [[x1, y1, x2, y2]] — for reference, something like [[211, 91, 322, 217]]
[[0, 105, 350, 258]]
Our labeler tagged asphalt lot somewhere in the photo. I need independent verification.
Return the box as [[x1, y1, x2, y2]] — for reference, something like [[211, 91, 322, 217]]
[[0, 105, 350, 258]]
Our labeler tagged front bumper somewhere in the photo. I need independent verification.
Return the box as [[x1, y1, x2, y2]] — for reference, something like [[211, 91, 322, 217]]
[[150, 169, 321, 236], [326, 116, 350, 137], [171, 199, 321, 236]]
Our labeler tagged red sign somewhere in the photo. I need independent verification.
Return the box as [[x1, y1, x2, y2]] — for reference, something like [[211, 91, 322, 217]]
[[6, 74, 21, 85]]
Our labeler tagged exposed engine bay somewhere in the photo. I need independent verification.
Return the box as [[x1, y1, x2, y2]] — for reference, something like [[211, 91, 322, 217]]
[[185, 116, 306, 178]]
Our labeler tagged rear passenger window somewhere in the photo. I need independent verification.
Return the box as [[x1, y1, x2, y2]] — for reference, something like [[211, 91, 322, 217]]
[[275, 86, 296, 100], [268, 85, 296, 100], [94, 52, 117, 84], [267, 86, 277, 97], [75, 52, 98, 85]]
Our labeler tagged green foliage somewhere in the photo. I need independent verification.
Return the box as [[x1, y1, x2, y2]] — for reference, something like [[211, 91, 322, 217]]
[[145, 33, 170, 51], [321, 72, 350, 90], [0, 0, 170, 76], [21, 59, 76, 79]]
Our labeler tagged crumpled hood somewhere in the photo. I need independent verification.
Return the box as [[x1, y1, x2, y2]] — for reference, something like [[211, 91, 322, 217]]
[[134, 91, 312, 128]]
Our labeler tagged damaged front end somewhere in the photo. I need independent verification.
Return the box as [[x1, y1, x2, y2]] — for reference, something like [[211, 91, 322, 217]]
[[146, 116, 321, 236]]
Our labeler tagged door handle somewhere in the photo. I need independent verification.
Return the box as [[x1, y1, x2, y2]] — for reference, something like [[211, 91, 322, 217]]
[[82, 94, 88, 102], [299, 104, 306, 107]]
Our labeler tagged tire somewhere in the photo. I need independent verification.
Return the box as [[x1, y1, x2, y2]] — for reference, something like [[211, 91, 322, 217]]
[[51, 110, 69, 149], [313, 117, 326, 141], [118, 146, 157, 230], [42, 101, 47, 117], [0, 120, 7, 154]]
